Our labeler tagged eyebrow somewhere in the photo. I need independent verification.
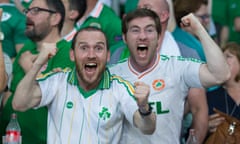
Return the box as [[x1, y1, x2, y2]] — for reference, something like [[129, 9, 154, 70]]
[[77, 41, 106, 46], [129, 24, 155, 29]]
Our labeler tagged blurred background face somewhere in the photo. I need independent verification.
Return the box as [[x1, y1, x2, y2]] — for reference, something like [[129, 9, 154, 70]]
[[138, 0, 169, 24], [71, 30, 109, 90], [138, 0, 160, 16], [194, 4, 210, 31], [24, 0, 54, 41], [223, 49, 240, 81]]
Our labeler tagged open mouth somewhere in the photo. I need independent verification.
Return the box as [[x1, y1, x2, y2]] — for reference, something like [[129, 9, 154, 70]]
[[137, 44, 148, 51], [137, 44, 148, 58], [85, 63, 97, 72]]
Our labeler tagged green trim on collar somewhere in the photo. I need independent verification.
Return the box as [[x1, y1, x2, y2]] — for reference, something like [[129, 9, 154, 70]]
[[37, 67, 71, 81], [67, 67, 111, 98]]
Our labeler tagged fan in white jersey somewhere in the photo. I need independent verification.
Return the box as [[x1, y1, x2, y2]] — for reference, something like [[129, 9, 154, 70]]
[[109, 8, 230, 144], [12, 26, 157, 144]]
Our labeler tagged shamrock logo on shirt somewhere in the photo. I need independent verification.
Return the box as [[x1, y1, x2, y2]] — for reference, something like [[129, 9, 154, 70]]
[[99, 107, 111, 120]]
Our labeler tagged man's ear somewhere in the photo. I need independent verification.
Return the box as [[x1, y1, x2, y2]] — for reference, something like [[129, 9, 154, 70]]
[[70, 49, 75, 61], [69, 10, 79, 21], [122, 34, 127, 44], [107, 50, 110, 62], [160, 10, 170, 23], [50, 13, 62, 27]]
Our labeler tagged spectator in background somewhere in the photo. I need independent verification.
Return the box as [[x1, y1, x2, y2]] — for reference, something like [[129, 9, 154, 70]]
[[0, 0, 74, 143], [206, 42, 240, 140], [0, 54, 12, 104], [0, 54, 12, 108], [193, 0, 217, 39], [174, 0, 213, 61], [0, 46, 12, 117], [76, 0, 124, 56], [20, 0, 86, 70], [0, 52, 11, 94], [0, 8, 12, 110], [0, 10, 7, 94], [193, 0, 218, 45], [0, 0, 29, 60], [61, 0, 86, 41], [110, 8, 230, 144]]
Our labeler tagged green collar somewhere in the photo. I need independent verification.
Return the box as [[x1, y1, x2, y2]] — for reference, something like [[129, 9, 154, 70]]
[[67, 67, 111, 98]]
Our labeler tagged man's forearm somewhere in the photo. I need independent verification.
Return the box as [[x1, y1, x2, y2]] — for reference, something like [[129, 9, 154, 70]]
[[12, 63, 42, 111], [192, 111, 208, 143], [188, 88, 208, 143]]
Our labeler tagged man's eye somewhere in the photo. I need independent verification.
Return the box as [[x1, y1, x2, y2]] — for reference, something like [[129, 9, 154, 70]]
[[96, 46, 103, 51], [79, 46, 87, 50], [130, 29, 140, 33], [32, 8, 40, 13], [146, 28, 155, 33]]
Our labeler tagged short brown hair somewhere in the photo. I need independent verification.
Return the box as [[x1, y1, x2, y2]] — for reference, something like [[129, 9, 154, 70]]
[[122, 8, 161, 35], [72, 27, 109, 50], [222, 42, 240, 82]]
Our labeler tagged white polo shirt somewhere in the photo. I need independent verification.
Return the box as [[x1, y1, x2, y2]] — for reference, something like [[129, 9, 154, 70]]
[[110, 54, 203, 144], [36, 68, 137, 144], [160, 31, 181, 56]]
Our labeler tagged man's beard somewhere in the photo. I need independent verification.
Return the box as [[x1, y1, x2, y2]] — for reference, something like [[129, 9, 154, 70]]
[[75, 63, 106, 91], [25, 28, 49, 42]]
